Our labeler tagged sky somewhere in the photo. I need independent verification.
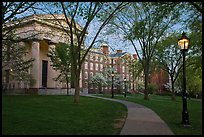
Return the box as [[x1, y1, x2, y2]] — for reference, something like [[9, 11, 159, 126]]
[[9, 2, 193, 56], [85, 18, 139, 55]]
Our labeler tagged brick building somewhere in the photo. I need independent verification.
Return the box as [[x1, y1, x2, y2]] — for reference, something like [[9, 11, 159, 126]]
[[81, 43, 138, 94]]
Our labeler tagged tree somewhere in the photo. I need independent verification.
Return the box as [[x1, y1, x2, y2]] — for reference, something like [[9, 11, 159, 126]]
[[41, 2, 129, 103], [105, 2, 181, 100], [184, 12, 202, 98], [2, 2, 36, 40], [89, 67, 121, 94], [127, 59, 143, 92], [48, 43, 71, 95], [154, 33, 183, 100], [2, 2, 36, 92], [2, 37, 35, 91], [88, 73, 107, 93]]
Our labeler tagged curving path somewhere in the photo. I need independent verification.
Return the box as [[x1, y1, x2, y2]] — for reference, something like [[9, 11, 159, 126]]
[[83, 94, 174, 135]]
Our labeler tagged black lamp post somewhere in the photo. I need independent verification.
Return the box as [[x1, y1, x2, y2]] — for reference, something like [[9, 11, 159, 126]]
[[111, 72, 114, 98], [111, 58, 114, 98], [124, 77, 127, 97], [178, 32, 190, 127]]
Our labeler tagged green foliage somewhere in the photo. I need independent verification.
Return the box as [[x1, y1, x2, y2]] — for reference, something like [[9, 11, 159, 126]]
[[137, 82, 145, 92], [147, 83, 158, 94], [154, 33, 183, 97], [47, 43, 71, 84], [2, 31, 35, 86]]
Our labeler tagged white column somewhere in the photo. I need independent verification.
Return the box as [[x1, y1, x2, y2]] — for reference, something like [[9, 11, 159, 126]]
[[48, 43, 57, 88], [31, 41, 40, 88]]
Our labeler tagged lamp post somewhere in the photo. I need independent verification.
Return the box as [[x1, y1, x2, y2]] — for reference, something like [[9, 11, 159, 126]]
[[124, 77, 127, 97], [178, 32, 190, 127], [111, 72, 114, 98]]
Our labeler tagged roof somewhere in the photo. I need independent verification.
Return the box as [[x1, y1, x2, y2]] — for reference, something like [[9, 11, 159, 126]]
[[109, 52, 128, 58], [3, 14, 87, 34]]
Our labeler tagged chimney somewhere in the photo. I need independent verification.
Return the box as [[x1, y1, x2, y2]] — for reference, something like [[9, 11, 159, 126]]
[[116, 50, 122, 53], [133, 54, 137, 60], [100, 43, 109, 55]]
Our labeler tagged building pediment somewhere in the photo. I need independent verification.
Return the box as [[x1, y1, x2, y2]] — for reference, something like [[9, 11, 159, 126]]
[[3, 14, 86, 43]]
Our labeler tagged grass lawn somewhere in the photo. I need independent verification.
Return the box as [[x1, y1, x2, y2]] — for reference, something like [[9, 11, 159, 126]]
[[96, 93, 202, 135], [2, 95, 127, 135]]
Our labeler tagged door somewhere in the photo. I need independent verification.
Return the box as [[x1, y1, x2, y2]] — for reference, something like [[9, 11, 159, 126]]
[[42, 60, 48, 88]]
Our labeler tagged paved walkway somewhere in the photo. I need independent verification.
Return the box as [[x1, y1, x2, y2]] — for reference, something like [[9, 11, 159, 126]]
[[83, 94, 174, 135]]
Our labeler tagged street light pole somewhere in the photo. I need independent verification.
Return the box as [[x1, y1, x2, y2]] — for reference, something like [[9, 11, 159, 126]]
[[111, 58, 114, 98], [178, 32, 190, 127], [124, 77, 127, 97], [111, 73, 114, 98], [182, 50, 190, 126]]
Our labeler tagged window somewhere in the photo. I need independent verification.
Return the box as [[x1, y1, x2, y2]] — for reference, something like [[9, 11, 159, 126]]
[[95, 56, 98, 61], [122, 74, 125, 79], [122, 66, 125, 72], [90, 72, 93, 77], [85, 82, 88, 88], [109, 59, 112, 64], [85, 72, 88, 79], [90, 62, 93, 70], [85, 62, 88, 69], [96, 63, 98, 71], [90, 55, 93, 61], [100, 57, 103, 62], [100, 64, 103, 71]]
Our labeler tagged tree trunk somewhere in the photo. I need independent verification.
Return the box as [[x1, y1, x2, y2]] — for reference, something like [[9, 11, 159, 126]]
[[71, 66, 75, 89], [5, 44, 11, 92], [73, 65, 81, 104], [74, 76, 80, 104], [144, 62, 149, 100], [5, 69, 10, 91], [66, 77, 69, 96], [171, 77, 176, 101]]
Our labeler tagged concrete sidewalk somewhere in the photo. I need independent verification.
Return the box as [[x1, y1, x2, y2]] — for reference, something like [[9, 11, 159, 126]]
[[84, 95, 174, 135]]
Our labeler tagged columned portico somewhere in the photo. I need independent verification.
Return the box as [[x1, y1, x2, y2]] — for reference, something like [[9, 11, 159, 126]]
[[31, 40, 40, 88]]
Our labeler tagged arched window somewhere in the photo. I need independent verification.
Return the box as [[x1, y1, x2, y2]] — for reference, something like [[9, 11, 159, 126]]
[[100, 64, 103, 71], [96, 63, 98, 71], [122, 66, 125, 72], [85, 72, 88, 79], [90, 72, 93, 77], [90, 62, 93, 70], [95, 56, 98, 61], [85, 62, 88, 69]]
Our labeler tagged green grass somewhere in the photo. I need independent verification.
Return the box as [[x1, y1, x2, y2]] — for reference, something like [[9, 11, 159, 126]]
[[96, 93, 202, 135], [2, 95, 127, 135]]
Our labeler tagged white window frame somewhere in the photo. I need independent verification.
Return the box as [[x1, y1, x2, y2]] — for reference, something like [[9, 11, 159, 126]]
[[96, 63, 98, 71], [90, 62, 93, 70]]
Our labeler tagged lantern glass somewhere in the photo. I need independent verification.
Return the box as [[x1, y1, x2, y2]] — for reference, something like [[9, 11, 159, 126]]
[[178, 32, 190, 50], [111, 73, 114, 77], [178, 38, 189, 50]]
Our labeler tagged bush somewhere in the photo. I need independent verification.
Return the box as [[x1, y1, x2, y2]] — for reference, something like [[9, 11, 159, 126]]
[[147, 83, 158, 94]]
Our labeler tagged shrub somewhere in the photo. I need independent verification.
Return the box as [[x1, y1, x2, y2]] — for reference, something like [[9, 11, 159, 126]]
[[147, 83, 158, 94]]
